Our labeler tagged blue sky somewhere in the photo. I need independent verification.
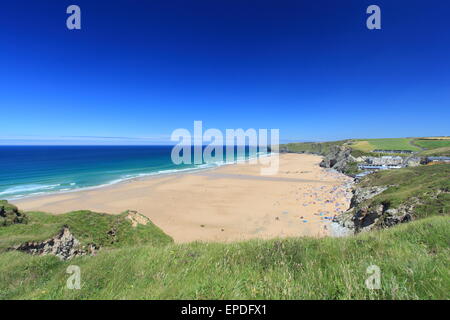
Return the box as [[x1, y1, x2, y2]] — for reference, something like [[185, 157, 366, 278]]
[[1, 0, 449, 145]]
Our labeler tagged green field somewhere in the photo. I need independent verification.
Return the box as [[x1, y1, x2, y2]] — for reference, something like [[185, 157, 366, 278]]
[[282, 137, 450, 156], [413, 139, 450, 150], [351, 138, 420, 152], [419, 147, 450, 157], [280, 138, 422, 156]]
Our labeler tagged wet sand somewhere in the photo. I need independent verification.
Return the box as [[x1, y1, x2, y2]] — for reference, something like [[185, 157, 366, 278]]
[[13, 153, 353, 243]]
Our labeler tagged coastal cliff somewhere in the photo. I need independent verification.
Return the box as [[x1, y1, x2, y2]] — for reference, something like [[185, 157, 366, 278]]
[[280, 141, 449, 236], [319, 145, 358, 175], [280, 141, 358, 176], [0, 164, 448, 298], [1, 208, 173, 261], [1, 203, 448, 299], [333, 164, 450, 234]]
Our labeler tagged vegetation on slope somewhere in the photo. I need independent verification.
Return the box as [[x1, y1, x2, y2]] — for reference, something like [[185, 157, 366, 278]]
[[0, 209, 173, 252], [282, 137, 450, 157], [336, 164, 450, 232], [350, 138, 420, 153], [357, 164, 450, 216], [282, 137, 450, 165], [350, 137, 450, 155], [413, 139, 450, 150], [418, 147, 450, 157], [0, 200, 27, 226], [280, 140, 348, 154], [0, 172, 449, 300], [280, 138, 421, 161], [1, 144, 449, 300], [0, 215, 448, 299]]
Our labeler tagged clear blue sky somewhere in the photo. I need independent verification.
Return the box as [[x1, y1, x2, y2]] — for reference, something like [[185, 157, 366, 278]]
[[1, 0, 449, 145]]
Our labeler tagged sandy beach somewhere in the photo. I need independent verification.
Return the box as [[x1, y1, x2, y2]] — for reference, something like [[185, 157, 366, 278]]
[[13, 153, 353, 243]]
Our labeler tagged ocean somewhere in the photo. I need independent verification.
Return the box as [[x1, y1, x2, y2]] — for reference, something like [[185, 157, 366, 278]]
[[0, 145, 265, 200]]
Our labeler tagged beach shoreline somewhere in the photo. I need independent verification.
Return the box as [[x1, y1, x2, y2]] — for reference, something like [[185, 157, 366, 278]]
[[13, 153, 354, 243], [2, 149, 274, 202]]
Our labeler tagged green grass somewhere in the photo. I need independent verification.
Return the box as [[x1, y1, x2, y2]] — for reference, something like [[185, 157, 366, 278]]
[[352, 138, 421, 152], [360, 164, 450, 211], [0, 200, 28, 226], [360, 164, 450, 208], [0, 210, 173, 252], [0, 162, 449, 300], [357, 164, 450, 216], [280, 138, 421, 157], [0, 215, 448, 299], [283, 137, 450, 157], [419, 147, 450, 157], [413, 139, 450, 150]]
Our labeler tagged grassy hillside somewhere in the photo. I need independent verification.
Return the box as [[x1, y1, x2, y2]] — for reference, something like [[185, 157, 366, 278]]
[[419, 147, 450, 157], [280, 138, 422, 158], [350, 137, 450, 155], [0, 200, 28, 226], [282, 137, 450, 158], [0, 162, 448, 300], [413, 139, 450, 149], [357, 164, 450, 218], [0, 209, 173, 252], [351, 138, 420, 152], [0, 215, 448, 299]]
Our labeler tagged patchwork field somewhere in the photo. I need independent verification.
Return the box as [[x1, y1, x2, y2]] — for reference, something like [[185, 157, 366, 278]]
[[351, 138, 420, 152], [281, 137, 450, 156], [349, 138, 450, 155]]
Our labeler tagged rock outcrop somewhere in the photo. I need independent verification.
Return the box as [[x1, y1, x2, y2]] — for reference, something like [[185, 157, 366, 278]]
[[12, 226, 98, 260], [348, 201, 414, 232], [349, 186, 388, 208], [320, 145, 356, 174], [334, 186, 416, 233], [0, 200, 27, 226]]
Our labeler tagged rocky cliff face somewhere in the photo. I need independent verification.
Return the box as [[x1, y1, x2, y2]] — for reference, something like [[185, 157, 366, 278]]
[[9, 211, 152, 260], [334, 186, 415, 233], [319, 145, 356, 174], [349, 186, 388, 208], [11, 226, 98, 260]]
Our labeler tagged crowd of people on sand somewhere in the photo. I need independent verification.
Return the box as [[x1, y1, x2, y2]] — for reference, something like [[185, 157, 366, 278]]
[[282, 168, 354, 236]]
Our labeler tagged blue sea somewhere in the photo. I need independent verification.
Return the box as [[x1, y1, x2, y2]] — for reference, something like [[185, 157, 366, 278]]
[[0, 146, 266, 200]]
